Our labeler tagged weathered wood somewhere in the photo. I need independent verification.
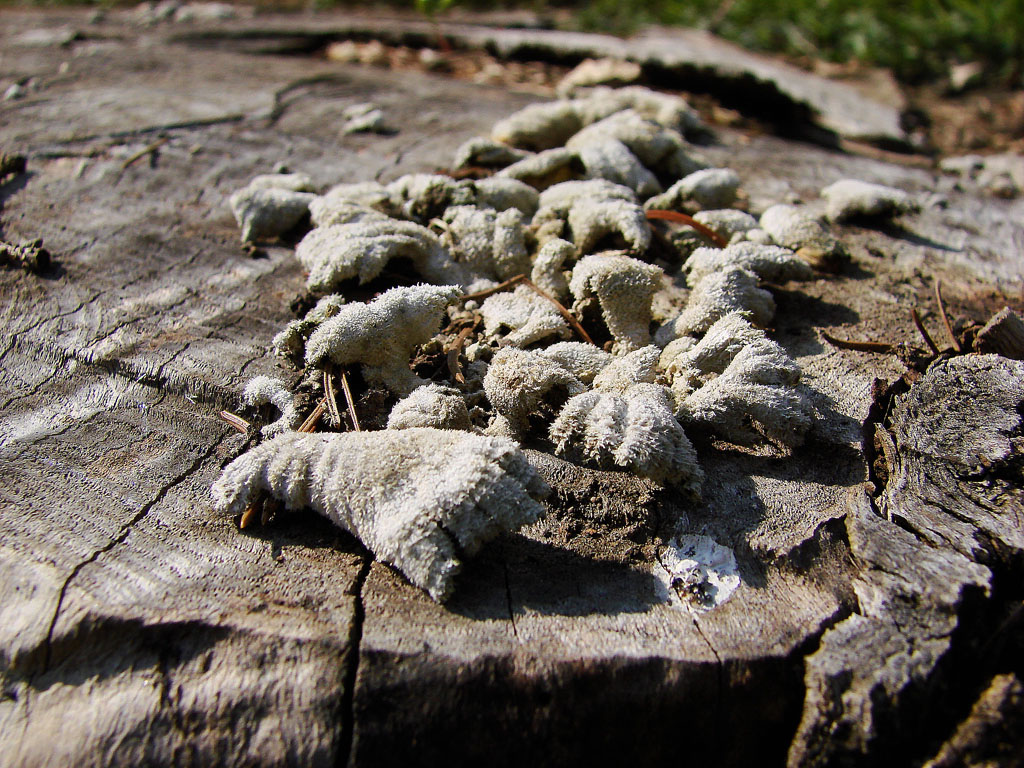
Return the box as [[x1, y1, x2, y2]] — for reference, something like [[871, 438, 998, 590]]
[[975, 307, 1024, 359], [0, 8, 1023, 767]]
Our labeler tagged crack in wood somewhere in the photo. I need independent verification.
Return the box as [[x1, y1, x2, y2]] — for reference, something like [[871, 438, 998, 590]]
[[39, 434, 229, 674], [338, 557, 371, 768]]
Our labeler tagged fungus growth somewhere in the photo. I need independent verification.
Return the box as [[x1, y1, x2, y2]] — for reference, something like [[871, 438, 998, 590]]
[[214, 84, 856, 602]]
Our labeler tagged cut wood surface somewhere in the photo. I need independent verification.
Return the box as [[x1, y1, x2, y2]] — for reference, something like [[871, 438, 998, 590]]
[[1, 9, 1022, 767]]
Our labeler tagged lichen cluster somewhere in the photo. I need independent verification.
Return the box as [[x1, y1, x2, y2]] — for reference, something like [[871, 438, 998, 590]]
[[216, 85, 922, 601]]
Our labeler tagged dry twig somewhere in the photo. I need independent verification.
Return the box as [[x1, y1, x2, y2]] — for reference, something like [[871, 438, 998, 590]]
[[323, 367, 342, 428], [446, 321, 478, 385], [339, 368, 361, 432], [645, 209, 729, 248], [217, 410, 251, 434], [297, 397, 327, 433], [934, 280, 962, 352], [822, 331, 896, 353], [910, 308, 940, 356]]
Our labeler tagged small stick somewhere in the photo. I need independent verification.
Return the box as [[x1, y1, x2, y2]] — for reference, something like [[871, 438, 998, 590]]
[[446, 322, 477, 385], [119, 136, 168, 172], [910, 308, 940, 356], [822, 331, 896, 353], [297, 398, 327, 433], [323, 366, 342, 427], [523, 277, 595, 345], [217, 410, 251, 434], [339, 368, 361, 432], [462, 274, 526, 301], [645, 209, 728, 248], [934, 280, 962, 352]]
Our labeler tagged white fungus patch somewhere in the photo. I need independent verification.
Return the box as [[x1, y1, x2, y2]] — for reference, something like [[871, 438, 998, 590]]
[[759, 203, 848, 270], [820, 178, 921, 222], [683, 242, 814, 286], [657, 266, 775, 342], [241, 376, 301, 438], [659, 535, 740, 611], [569, 253, 663, 353], [535, 180, 651, 254], [480, 284, 570, 348], [387, 384, 471, 431], [644, 168, 741, 212], [229, 186, 316, 243], [211, 429, 548, 602], [305, 284, 460, 396]]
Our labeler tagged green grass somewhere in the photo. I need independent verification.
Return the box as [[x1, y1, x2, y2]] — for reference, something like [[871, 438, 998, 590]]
[[574, 0, 1024, 83]]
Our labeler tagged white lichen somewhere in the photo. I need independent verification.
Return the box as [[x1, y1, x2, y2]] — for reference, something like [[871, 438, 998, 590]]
[[549, 382, 702, 491], [473, 177, 539, 217], [694, 209, 760, 241], [572, 138, 662, 198], [537, 341, 613, 385], [657, 266, 775, 341], [241, 375, 302, 437], [452, 136, 531, 169], [566, 109, 706, 180], [340, 102, 388, 135], [820, 179, 921, 222], [272, 294, 346, 360], [575, 86, 702, 135], [245, 172, 315, 192], [211, 429, 548, 601], [491, 100, 585, 151], [530, 237, 576, 301], [665, 314, 811, 448], [495, 147, 578, 189], [440, 205, 530, 282], [535, 180, 651, 254], [295, 218, 465, 291], [683, 242, 814, 286], [759, 203, 848, 271], [482, 347, 585, 440], [309, 182, 390, 226], [658, 535, 740, 611], [569, 253, 663, 353], [643, 168, 741, 213], [591, 345, 660, 393], [385, 173, 476, 222], [387, 383, 471, 431], [229, 186, 316, 243], [305, 284, 460, 395], [479, 285, 570, 347]]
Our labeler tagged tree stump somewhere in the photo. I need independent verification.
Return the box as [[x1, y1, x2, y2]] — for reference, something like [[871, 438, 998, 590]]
[[0, 9, 1021, 767]]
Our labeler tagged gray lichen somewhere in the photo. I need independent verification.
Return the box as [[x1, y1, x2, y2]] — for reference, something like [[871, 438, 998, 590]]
[[491, 100, 585, 151], [479, 284, 570, 348], [272, 293, 346, 361], [572, 138, 662, 198], [387, 383, 472, 431], [537, 341, 613, 385], [495, 147, 578, 189], [759, 203, 848, 271], [569, 253, 663, 353], [549, 382, 703, 491], [590, 345, 660, 393], [242, 375, 301, 437], [309, 182, 390, 226], [530, 237, 576, 301], [483, 347, 585, 440], [295, 218, 464, 291], [211, 428, 548, 601], [575, 85, 702, 135], [229, 185, 316, 243], [657, 266, 774, 341], [566, 108, 706, 180], [664, 313, 811, 448], [473, 177, 539, 217], [683, 242, 814, 285], [439, 205, 530, 282], [305, 284, 461, 395], [820, 179, 921, 222], [385, 173, 476, 222], [643, 168, 741, 213], [452, 136, 531, 169], [535, 180, 651, 254]]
